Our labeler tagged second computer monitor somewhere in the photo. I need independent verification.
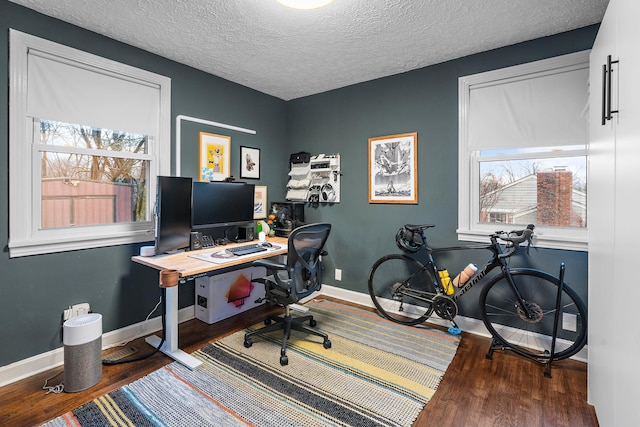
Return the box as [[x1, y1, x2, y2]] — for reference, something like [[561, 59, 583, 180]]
[[192, 181, 255, 230]]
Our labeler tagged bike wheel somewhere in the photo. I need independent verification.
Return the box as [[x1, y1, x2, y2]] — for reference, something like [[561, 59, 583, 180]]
[[480, 269, 587, 361], [368, 254, 436, 325]]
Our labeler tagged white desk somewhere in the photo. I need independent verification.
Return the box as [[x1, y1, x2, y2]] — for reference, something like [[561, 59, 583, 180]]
[[131, 238, 288, 369]]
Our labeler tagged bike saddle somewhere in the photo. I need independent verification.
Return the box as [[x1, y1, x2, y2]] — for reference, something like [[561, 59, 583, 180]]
[[404, 224, 435, 232]]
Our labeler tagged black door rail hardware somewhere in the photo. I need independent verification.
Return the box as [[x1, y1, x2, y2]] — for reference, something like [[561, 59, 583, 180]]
[[602, 54, 619, 125]]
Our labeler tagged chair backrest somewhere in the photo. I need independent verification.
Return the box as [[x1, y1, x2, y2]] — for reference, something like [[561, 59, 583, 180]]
[[287, 222, 331, 297]]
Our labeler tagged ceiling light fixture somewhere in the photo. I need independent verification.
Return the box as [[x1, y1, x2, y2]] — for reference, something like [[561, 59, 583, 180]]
[[276, 0, 334, 10]]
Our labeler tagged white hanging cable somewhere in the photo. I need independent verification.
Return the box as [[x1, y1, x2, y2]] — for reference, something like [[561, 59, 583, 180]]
[[42, 370, 64, 394]]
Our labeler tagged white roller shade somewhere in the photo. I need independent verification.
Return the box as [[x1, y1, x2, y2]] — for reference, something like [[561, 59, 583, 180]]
[[468, 67, 588, 149], [26, 51, 159, 136]]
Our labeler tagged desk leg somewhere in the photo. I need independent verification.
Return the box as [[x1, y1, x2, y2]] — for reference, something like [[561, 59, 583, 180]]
[[145, 285, 202, 370]]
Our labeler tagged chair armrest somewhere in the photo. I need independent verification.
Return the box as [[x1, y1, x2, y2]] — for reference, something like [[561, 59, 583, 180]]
[[253, 259, 286, 271]]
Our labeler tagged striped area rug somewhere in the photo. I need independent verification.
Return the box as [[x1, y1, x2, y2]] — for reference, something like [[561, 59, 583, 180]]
[[42, 300, 460, 427]]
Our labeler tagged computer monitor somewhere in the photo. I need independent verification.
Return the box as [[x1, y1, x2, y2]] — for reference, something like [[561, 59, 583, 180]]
[[155, 176, 193, 254], [192, 181, 255, 230]]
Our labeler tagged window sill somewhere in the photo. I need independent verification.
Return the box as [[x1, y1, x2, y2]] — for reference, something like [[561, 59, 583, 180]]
[[8, 226, 154, 258], [456, 228, 587, 252]]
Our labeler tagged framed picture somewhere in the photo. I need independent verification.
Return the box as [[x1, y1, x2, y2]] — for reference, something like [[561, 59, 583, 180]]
[[368, 132, 418, 204], [199, 132, 230, 181], [240, 146, 260, 179], [254, 185, 267, 219]]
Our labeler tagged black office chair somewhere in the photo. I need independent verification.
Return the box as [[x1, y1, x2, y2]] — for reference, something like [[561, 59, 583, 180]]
[[244, 222, 332, 366]]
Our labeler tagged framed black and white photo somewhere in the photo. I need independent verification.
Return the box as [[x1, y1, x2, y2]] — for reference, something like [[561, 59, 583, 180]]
[[368, 132, 418, 204], [240, 146, 260, 179]]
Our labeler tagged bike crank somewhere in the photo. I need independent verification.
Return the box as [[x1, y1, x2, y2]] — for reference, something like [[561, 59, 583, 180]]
[[433, 295, 462, 335]]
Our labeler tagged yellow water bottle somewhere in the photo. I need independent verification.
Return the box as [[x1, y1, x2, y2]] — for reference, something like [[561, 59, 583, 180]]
[[438, 268, 454, 295]]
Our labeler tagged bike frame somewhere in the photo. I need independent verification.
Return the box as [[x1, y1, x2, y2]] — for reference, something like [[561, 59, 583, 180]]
[[416, 230, 535, 319]]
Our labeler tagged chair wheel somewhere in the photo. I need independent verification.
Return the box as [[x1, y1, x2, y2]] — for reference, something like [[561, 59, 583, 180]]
[[264, 319, 272, 325], [244, 338, 253, 348], [309, 319, 317, 327], [323, 339, 332, 349], [280, 355, 289, 366]]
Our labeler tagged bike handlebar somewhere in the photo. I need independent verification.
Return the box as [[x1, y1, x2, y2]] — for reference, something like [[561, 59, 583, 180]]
[[493, 224, 534, 244], [491, 224, 535, 258]]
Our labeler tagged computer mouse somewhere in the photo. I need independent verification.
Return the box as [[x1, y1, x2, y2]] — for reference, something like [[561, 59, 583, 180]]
[[262, 242, 273, 248]]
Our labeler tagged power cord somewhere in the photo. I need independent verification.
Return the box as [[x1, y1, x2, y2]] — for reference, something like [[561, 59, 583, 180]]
[[102, 288, 167, 365], [42, 370, 64, 394], [117, 296, 163, 347]]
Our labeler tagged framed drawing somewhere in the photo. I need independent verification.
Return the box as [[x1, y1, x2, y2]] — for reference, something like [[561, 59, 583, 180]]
[[199, 132, 230, 181], [240, 146, 260, 179], [254, 185, 267, 219], [368, 132, 418, 204]]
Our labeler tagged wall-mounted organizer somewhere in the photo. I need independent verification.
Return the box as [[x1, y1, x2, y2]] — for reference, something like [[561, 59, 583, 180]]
[[285, 152, 310, 201], [286, 153, 340, 203]]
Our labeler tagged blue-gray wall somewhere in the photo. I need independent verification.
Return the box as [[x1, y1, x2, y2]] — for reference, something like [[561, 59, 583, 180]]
[[0, 2, 288, 366], [288, 26, 597, 319], [0, 0, 598, 367]]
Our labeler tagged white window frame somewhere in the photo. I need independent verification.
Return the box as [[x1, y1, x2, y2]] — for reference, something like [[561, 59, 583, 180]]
[[458, 51, 590, 251], [9, 30, 171, 257]]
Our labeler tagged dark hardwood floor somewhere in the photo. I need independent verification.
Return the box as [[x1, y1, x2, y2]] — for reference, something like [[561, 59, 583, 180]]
[[0, 298, 599, 426]]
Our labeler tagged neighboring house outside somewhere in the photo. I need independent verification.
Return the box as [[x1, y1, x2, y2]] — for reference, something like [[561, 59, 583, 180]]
[[480, 170, 586, 227]]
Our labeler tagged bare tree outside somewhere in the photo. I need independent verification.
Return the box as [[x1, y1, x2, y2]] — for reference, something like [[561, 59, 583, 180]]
[[40, 120, 149, 227], [479, 171, 503, 222]]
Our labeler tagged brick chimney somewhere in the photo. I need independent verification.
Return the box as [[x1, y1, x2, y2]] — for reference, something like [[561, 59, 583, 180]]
[[537, 170, 572, 227]]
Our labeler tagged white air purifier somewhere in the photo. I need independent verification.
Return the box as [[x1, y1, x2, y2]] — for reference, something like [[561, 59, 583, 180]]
[[63, 313, 102, 392]]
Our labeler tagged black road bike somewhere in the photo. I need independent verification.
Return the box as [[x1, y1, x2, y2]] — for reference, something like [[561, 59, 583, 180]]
[[368, 224, 587, 367]]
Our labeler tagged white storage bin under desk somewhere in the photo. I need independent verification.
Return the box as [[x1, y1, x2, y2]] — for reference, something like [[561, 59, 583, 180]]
[[195, 266, 267, 324]]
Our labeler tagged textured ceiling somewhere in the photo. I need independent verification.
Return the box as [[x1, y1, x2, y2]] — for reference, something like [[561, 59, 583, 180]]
[[9, 0, 608, 100]]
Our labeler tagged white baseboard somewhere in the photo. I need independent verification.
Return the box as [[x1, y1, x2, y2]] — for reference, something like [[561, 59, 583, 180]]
[[1, 286, 588, 387], [0, 306, 195, 388]]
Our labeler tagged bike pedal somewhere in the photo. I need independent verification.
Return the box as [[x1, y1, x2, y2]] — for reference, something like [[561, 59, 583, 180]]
[[447, 327, 462, 335]]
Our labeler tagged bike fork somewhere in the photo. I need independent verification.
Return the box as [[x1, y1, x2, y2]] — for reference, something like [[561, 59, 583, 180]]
[[503, 268, 534, 319]]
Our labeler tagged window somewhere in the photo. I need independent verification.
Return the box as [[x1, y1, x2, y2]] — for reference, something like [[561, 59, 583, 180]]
[[458, 51, 589, 251], [9, 30, 171, 257], [39, 121, 149, 228]]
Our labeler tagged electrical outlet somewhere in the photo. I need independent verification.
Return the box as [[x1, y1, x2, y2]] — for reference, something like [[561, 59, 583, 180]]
[[63, 303, 91, 322], [562, 312, 577, 332], [72, 303, 90, 317], [335, 268, 342, 281]]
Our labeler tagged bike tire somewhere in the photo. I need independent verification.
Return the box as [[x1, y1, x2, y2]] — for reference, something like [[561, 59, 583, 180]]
[[368, 254, 436, 325], [480, 268, 587, 361]]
